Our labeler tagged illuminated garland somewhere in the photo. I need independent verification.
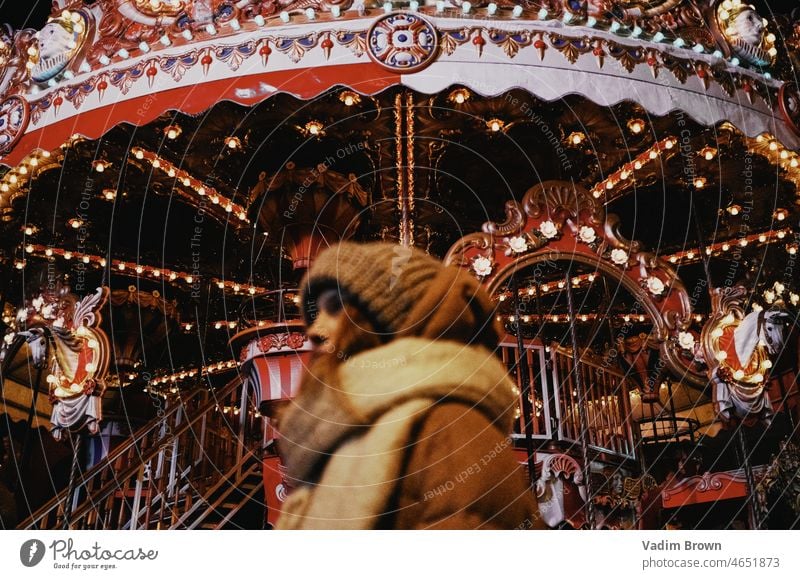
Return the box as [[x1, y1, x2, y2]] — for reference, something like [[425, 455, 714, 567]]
[[16, 243, 267, 295], [591, 137, 677, 199], [131, 147, 249, 222]]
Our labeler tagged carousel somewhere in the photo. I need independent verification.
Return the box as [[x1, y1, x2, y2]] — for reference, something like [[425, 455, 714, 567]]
[[0, 0, 798, 530]]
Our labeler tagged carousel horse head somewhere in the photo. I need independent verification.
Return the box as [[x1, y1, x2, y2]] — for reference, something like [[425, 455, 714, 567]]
[[13, 327, 50, 368], [734, 308, 791, 368]]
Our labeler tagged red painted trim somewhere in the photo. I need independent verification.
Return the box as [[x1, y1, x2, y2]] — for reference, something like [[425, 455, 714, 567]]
[[1, 64, 399, 166]]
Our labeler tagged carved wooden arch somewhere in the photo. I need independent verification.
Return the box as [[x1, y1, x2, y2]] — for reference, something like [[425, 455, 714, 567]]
[[444, 179, 705, 387]]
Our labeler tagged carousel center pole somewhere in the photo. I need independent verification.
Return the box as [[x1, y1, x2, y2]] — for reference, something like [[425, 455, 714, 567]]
[[511, 273, 536, 488], [565, 272, 596, 529]]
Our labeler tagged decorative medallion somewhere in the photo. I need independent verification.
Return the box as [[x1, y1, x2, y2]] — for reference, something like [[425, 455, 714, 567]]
[[31, 9, 89, 83], [778, 81, 800, 138], [716, 1, 776, 67], [367, 12, 438, 73], [0, 94, 29, 156]]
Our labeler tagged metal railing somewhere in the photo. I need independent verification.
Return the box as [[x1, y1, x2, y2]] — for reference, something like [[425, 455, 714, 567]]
[[18, 375, 259, 530], [499, 341, 638, 460]]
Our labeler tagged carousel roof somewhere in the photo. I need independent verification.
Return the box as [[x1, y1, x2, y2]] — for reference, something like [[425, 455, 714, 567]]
[[0, 0, 798, 397]]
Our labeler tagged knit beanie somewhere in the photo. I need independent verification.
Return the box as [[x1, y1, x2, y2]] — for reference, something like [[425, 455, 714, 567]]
[[300, 242, 443, 335]]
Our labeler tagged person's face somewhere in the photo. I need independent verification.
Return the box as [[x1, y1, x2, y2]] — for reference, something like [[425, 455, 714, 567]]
[[307, 289, 345, 353]]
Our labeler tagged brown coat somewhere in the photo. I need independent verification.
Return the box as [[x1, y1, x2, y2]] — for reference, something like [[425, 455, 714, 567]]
[[386, 402, 542, 529], [276, 338, 544, 529]]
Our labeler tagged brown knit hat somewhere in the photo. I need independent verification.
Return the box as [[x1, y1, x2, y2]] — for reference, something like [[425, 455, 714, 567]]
[[300, 242, 443, 335]]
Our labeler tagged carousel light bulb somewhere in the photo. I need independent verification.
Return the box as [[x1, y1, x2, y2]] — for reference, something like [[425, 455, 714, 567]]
[[726, 204, 740, 216], [570, 132, 584, 145], [25, 244, 33, 253], [716, 351, 727, 361], [103, 189, 116, 200], [711, 327, 724, 338], [100, 258, 107, 267], [694, 177, 706, 189], [768, 141, 778, 151], [768, 47, 777, 57], [248, 286, 256, 295], [777, 230, 786, 239], [185, 275, 193, 283], [24, 226, 33, 235], [652, 31, 665, 42], [789, 245, 798, 255], [9, 174, 18, 184], [775, 209, 787, 221], [739, 238, 748, 247], [64, 251, 72, 260], [135, 265, 144, 274], [649, 150, 658, 160], [167, 168, 176, 177], [82, 255, 89, 264], [169, 272, 177, 280], [228, 321, 236, 329], [217, 281, 225, 289], [118, 263, 125, 270], [754, 373, 764, 383], [762, 359, 772, 369], [225, 136, 240, 149], [758, 234, 767, 242], [214, 322, 222, 329], [487, 3, 497, 16], [634, 160, 643, 170], [733, 369, 745, 380], [233, 284, 241, 292], [722, 243, 730, 251], [628, 120, 644, 134], [1, 183, 9, 191]]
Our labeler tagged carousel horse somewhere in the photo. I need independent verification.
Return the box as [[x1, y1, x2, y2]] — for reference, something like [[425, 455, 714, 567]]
[[6, 288, 109, 441], [712, 308, 792, 423]]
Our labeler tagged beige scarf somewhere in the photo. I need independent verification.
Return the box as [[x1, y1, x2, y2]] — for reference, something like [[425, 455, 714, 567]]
[[276, 337, 517, 529]]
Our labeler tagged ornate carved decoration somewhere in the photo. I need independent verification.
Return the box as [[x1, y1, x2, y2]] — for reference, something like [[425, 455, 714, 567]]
[[701, 286, 790, 424], [444, 180, 700, 385], [366, 12, 439, 73], [1, 286, 111, 440]]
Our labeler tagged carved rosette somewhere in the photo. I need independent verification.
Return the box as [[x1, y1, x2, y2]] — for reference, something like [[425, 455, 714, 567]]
[[366, 12, 439, 73], [443, 180, 700, 385]]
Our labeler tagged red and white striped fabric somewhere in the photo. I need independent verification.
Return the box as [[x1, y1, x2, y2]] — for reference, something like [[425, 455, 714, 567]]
[[252, 351, 312, 403]]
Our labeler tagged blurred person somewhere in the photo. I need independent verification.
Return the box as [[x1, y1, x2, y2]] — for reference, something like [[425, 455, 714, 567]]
[[275, 242, 544, 529]]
